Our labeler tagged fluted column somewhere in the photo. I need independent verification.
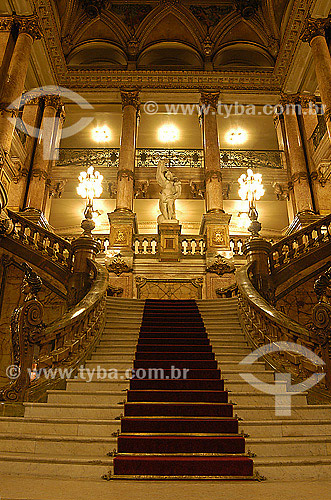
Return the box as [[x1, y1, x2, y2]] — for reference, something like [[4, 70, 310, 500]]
[[200, 91, 223, 213], [280, 94, 314, 216], [301, 18, 331, 139], [25, 96, 63, 217], [115, 89, 140, 212]]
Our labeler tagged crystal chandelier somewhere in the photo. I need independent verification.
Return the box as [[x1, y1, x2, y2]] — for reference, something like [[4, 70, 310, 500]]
[[77, 166, 103, 236], [238, 168, 264, 237]]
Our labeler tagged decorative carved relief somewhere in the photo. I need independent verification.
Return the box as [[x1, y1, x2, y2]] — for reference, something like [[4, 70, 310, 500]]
[[200, 91, 220, 110], [205, 170, 222, 182], [273, 182, 290, 200], [106, 253, 132, 276], [135, 277, 203, 300], [301, 17, 331, 44], [207, 255, 235, 276], [134, 181, 149, 199], [78, 0, 107, 18], [189, 181, 204, 199], [311, 163, 331, 187], [49, 180, 67, 199], [120, 89, 140, 109], [17, 15, 42, 40], [117, 169, 135, 182], [235, 0, 261, 19]]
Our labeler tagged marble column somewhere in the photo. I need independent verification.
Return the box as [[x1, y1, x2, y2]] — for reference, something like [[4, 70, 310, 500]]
[[0, 17, 14, 95], [301, 18, 331, 140], [7, 96, 43, 210], [108, 89, 139, 271], [280, 94, 315, 229], [200, 91, 223, 213], [0, 15, 41, 204], [115, 89, 139, 213], [199, 91, 231, 264], [25, 96, 63, 224]]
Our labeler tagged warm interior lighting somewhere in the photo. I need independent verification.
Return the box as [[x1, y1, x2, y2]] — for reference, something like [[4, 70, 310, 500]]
[[238, 212, 251, 230], [92, 125, 111, 142], [77, 166, 103, 202], [238, 168, 264, 203], [225, 128, 248, 145], [158, 124, 179, 143]]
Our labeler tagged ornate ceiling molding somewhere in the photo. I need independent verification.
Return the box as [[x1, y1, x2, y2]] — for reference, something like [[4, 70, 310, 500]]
[[32, 0, 311, 91]]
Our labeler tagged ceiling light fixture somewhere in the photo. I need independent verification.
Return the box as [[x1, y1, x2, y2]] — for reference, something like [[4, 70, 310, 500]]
[[158, 124, 179, 143], [225, 128, 248, 145], [92, 125, 111, 143]]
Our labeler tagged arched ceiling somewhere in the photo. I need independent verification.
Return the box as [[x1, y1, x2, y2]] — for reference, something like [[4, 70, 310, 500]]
[[54, 0, 288, 70]]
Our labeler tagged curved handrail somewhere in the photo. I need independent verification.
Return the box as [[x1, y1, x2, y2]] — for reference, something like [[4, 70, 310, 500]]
[[237, 263, 311, 342], [40, 261, 108, 346]]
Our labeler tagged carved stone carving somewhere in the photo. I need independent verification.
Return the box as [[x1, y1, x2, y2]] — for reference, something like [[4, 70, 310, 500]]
[[78, 0, 107, 18], [134, 181, 149, 199], [311, 163, 331, 187], [106, 254, 132, 276], [0, 264, 44, 402], [49, 180, 67, 199], [117, 169, 135, 181], [200, 91, 220, 110], [108, 182, 117, 198], [17, 15, 42, 40], [120, 89, 140, 109], [273, 182, 290, 200], [107, 285, 124, 297], [206, 255, 235, 276], [205, 170, 222, 182], [301, 17, 331, 44], [189, 181, 204, 199], [156, 159, 181, 222], [0, 17, 14, 31], [12, 166, 29, 184], [44, 95, 64, 110], [235, 0, 261, 19]]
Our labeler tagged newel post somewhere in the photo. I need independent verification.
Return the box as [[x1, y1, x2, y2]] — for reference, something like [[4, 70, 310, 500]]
[[243, 237, 273, 302], [68, 235, 101, 305]]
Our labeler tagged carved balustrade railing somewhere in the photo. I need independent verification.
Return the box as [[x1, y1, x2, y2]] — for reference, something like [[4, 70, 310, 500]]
[[4, 209, 73, 281], [237, 264, 330, 390], [269, 214, 331, 287], [56, 148, 285, 170], [134, 235, 158, 255], [180, 236, 206, 256], [0, 261, 108, 402]]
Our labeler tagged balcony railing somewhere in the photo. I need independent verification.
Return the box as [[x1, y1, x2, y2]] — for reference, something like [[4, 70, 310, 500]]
[[311, 116, 328, 150], [56, 148, 284, 170]]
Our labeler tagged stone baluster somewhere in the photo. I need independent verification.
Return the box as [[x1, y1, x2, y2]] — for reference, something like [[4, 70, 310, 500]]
[[280, 94, 316, 231], [301, 18, 331, 140], [199, 91, 231, 265], [24, 96, 63, 224]]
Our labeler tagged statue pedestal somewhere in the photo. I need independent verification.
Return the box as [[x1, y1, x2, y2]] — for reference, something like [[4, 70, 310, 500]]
[[200, 212, 232, 266], [158, 219, 181, 262]]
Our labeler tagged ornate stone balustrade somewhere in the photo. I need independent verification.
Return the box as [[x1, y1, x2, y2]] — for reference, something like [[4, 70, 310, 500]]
[[3, 209, 73, 281], [237, 264, 329, 389], [269, 214, 331, 287], [56, 148, 285, 170]]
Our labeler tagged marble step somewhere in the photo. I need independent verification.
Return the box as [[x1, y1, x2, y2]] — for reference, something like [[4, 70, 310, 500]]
[[247, 435, 331, 457], [239, 419, 330, 438], [0, 417, 121, 437], [254, 456, 331, 480], [0, 453, 112, 479], [230, 393, 307, 406], [24, 403, 124, 420], [0, 432, 117, 456], [92, 346, 251, 356], [98, 340, 248, 349], [88, 353, 249, 364], [236, 405, 331, 421], [47, 390, 127, 405]]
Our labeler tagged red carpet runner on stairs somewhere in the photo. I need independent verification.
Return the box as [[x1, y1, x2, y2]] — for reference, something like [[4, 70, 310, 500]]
[[112, 299, 254, 479]]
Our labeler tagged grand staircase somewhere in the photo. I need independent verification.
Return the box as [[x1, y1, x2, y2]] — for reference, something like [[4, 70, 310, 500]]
[[0, 297, 330, 481]]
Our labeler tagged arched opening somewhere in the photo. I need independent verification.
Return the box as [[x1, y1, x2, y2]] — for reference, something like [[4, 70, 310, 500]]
[[67, 41, 127, 68], [137, 42, 203, 70]]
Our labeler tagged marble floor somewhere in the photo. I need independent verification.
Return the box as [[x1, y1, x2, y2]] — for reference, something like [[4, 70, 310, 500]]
[[1, 476, 330, 500]]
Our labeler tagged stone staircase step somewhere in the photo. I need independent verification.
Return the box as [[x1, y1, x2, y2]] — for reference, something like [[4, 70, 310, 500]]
[[236, 405, 331, 421], [254, 456, 331, 480], [239, 419, 331, 438], [47, 390, 127, 405], [247, 436, 331, 457], [0, 453, 113, 479], [24, 403, 124, 420], [0, 417, 121, 437], [0, 432, 117, 456]]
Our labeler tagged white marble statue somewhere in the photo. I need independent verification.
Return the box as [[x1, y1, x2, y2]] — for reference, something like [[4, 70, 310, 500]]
[[156, 159, 182, 222]]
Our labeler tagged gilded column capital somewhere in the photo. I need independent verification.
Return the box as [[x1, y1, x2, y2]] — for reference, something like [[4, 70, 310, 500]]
[[120, 89, 140, 109], [200, 91, 220, 110], [43, 95, 64, 111], [297, 94, 317, 108], [301, 17, 331, 44], [0, 17, 15, 32], [279, 92, 300, 106], [16, 15, 42, 40]]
